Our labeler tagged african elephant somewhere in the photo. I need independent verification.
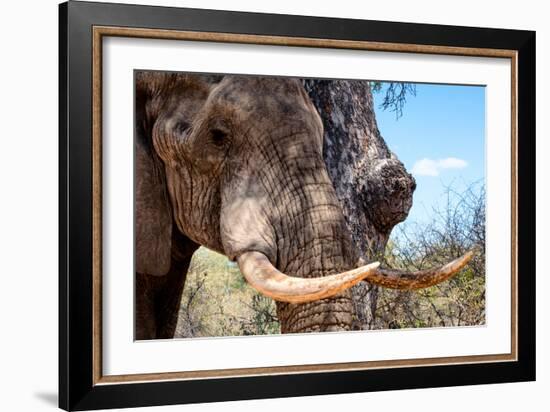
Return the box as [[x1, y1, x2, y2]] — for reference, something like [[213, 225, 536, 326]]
[[135, 71, 472, 339]]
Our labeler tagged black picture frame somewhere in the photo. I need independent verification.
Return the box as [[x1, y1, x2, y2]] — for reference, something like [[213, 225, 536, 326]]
[[59, 1, 536, 410]]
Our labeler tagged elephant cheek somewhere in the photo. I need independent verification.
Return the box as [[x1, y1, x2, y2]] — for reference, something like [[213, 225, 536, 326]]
[[219, 195, 276, 263]]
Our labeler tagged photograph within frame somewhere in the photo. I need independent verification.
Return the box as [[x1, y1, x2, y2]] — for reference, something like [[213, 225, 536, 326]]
[[134, 70, 487, 341]]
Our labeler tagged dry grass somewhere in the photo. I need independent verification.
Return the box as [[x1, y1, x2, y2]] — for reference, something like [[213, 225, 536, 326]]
[[175, 247, 279, 338]]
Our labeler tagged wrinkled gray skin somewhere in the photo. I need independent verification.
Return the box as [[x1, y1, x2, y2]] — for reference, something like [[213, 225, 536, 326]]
[[136, 72, 362, 339]]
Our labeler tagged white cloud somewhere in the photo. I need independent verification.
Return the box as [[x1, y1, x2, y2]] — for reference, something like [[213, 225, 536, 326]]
[[437, 157, 468, 169], [411, 158, 439, 176], [412, 157, 468, 177]]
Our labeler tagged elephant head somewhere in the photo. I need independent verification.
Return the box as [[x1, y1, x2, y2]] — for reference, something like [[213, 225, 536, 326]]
[[136, 72, 472, 335]]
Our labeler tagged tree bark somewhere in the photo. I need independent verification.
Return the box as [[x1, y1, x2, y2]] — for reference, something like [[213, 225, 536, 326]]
[[303, 80, 416, 329]]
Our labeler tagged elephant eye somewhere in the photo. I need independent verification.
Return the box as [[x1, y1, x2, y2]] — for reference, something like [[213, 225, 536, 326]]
[[210, 128, 228, 147], [175, 121, 190, 135]]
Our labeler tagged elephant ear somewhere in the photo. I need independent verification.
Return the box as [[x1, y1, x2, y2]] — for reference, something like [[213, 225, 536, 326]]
[[135, 75, 172, 276]]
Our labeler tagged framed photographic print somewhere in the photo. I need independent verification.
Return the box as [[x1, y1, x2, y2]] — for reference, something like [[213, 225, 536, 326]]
[[59, 1, 536, 410]]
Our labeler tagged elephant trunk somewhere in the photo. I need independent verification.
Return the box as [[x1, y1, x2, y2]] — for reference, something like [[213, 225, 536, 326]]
[[221, 133, 364, 332]]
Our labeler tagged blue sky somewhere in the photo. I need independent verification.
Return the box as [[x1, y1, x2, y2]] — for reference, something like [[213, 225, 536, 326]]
[[372, 82, 485, 227]]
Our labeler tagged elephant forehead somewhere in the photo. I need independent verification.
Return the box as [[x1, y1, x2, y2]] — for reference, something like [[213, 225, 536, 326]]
[[213, 77, 308, 111], [221, 75, 300, 93]]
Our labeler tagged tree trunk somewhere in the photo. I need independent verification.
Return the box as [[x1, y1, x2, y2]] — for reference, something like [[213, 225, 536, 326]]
[[303, 80, 416, 329]]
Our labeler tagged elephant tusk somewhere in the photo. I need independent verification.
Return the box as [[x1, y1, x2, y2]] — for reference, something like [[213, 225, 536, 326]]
[[237, 251, 380, 304], [362, 250, 475, 290]]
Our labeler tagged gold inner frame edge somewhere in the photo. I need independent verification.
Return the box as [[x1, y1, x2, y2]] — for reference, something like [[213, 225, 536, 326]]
[[91, 26, 518, 385]]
